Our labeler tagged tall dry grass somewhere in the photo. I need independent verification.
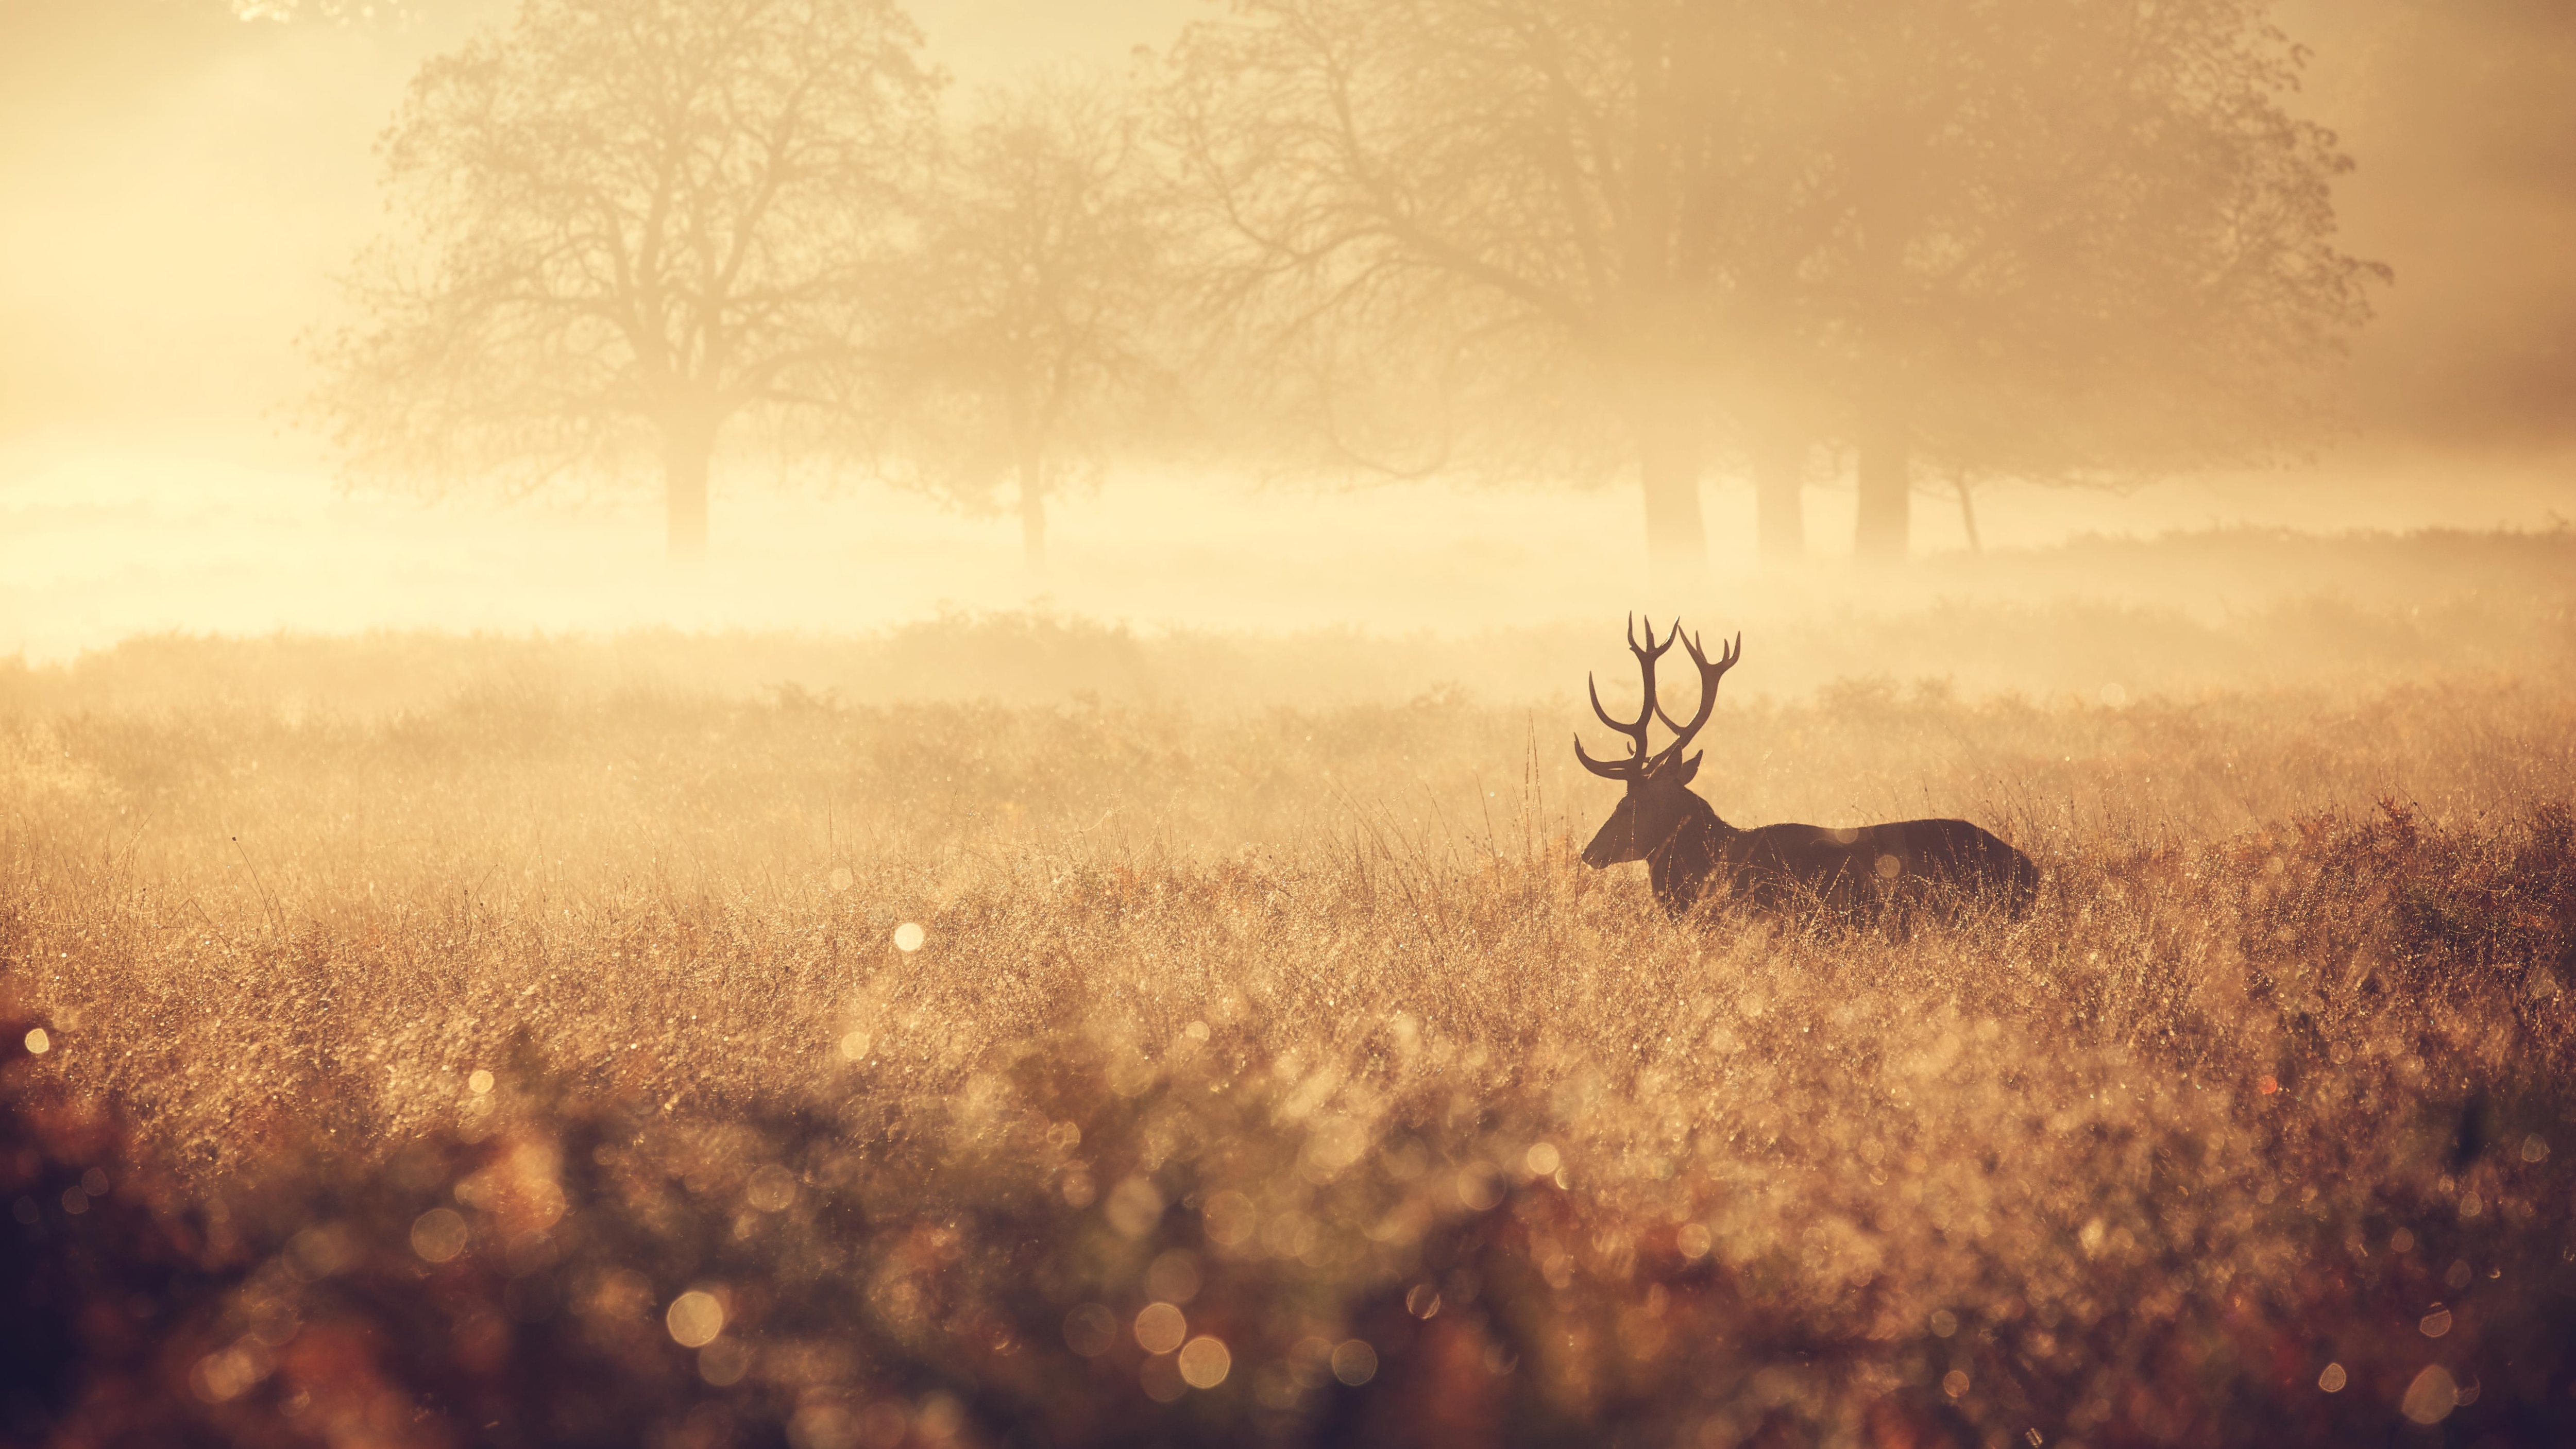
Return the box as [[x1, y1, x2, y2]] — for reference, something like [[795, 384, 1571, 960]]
[[3, 599, 2574, 1446]]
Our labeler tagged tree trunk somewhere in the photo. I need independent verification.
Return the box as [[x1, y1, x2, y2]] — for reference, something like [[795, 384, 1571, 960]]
[[1751, 427, 1805, 565], [1956, 475, 1982, 554], [662, 413, 717, 564], [1854, 411, 1910, 565], [1017, 445, 1048, 577], [1634, 404, 1707, 584]]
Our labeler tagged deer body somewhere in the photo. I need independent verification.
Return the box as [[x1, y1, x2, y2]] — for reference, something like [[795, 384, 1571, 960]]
[[1575, 619, 2037, 923]]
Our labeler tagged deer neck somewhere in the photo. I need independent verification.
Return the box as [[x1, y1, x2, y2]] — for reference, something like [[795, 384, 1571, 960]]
[[1646, 791, 1730, 914]]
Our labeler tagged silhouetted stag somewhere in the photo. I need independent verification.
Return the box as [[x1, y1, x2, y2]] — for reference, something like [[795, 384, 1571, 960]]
[[1575, 618, 2038, 923]]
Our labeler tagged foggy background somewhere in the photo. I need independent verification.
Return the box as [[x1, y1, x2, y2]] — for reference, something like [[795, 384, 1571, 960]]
[[2, 0, 2570, 665]]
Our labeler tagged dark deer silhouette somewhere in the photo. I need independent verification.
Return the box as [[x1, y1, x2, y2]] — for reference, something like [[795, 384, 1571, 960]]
[[1575, 618, 2038, 923]]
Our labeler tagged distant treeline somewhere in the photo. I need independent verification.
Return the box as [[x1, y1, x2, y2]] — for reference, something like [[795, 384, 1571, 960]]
[[297, 0, 2388, 571]]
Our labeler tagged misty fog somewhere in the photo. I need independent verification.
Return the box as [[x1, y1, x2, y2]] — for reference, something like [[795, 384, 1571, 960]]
[[1, 0, 2568, 675], [10, 9, 2576, 1446]]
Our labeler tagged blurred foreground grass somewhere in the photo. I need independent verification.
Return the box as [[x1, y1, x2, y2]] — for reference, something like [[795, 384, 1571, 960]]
[[4, 592, 2575, 1446]]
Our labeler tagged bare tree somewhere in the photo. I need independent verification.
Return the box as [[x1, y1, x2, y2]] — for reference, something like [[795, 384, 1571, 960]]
[[883, 74, 1175, 576], [1164, 0, 1739, 580], [310, 0, 936, 561], [1757, 0, 2385, 560], [1165, 0, 2381, 572]]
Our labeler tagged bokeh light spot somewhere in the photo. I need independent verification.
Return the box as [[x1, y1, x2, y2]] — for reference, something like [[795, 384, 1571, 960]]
[[1201, 1190, 1257, 1247], [747, 1164, 798, 1212], [667, 1289, 725, 1347], [1134, 1301, 1188, 1355], [1331, 1339, 1377, 1386], [2318, 1361, 2347, 1392], [1455, 1165, 1502, 1211], [893, 922, 925, 952], [1105, 1177, 1165, 1238], [1143, 1250, 1202, 1305], [2401, 1365, 2459, 1424], [287, 1223, 355, 1279], [467, 1069, 494, 1095], [699, 1338, 751, 1386], [1524, 1141, 1561, 1176], [1177, 1335, 1231, 1389], [22, 1028, 49, 1055], [410, 1207, 468, 1264], [1063, 1303, 1117, 1357]]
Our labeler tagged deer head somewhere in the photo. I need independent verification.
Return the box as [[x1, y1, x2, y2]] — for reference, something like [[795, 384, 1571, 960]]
[[1576, 617, 1740, 867]]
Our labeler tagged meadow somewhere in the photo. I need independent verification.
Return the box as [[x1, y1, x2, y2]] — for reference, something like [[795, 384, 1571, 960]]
[[4, 532, 2575, 1447]]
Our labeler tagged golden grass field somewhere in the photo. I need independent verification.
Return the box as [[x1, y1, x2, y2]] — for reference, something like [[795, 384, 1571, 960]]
[[4, 537, 2575, 1447]]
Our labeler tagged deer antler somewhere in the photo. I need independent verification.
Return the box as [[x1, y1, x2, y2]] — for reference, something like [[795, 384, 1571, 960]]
[[1573, 613, 1678, 779], [1651, 628, 1741, 770]]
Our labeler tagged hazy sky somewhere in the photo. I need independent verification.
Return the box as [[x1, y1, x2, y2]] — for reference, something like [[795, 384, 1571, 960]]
[[0, 0, 2569, 658], [0, 0, 1202, 440], [4, 0, 2569, 449]]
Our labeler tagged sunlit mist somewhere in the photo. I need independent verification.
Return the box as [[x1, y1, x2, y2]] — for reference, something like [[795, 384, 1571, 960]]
[[4, 2, 2574, 1445]]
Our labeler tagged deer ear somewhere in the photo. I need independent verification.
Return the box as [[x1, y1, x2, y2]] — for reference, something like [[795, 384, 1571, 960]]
[[1676, 751, 1703, 785]]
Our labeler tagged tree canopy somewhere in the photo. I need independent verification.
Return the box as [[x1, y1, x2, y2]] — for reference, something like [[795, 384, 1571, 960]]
[[311, 0, 937, 560], [1762, 0, 2386, 558], [1165, 0, 1737, 575], [1163, 0, 2383, 569], [304, 0, 2387, 570], [883, 74, 1177, 575]]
